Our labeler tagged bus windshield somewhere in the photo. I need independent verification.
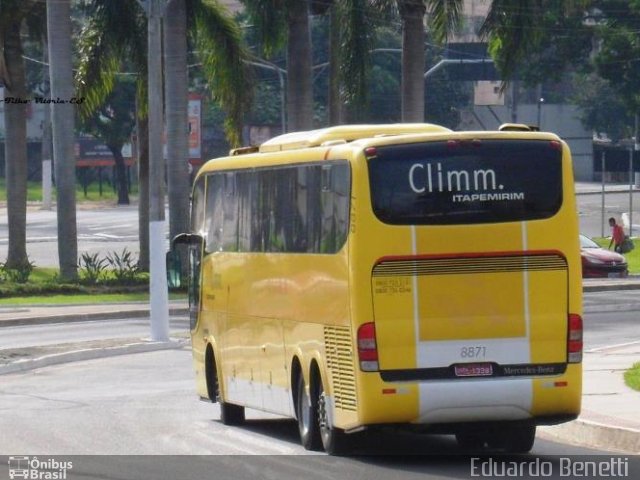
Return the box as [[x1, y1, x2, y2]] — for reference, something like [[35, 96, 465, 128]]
[[368, 139, 563, 225]]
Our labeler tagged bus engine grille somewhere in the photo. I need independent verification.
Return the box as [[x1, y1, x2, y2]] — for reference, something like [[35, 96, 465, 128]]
[[324, 325, 357, 411], [372, 253, 567, 277]]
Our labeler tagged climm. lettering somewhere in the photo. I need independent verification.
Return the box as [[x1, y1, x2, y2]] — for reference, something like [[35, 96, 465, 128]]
[[408, 162, 502, 194]]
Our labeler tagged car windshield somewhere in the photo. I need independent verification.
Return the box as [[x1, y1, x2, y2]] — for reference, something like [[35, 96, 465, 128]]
[[580, 235, 600, 249]]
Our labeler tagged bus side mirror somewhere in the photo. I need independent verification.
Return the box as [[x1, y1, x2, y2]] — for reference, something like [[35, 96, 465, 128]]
[[170, 233, 203, 251], [166, 251, 182, 289], [167, 233, 203, 289]]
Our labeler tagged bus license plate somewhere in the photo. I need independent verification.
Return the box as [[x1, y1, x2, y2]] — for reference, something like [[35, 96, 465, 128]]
[[454, 363, 493, 377]]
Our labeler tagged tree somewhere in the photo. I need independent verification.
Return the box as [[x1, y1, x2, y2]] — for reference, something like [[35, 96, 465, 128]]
[[377, 0, 461, 121], [164, 0, 190, 248], [481, 1, 591, 87], [77, 0, 252, 270], [593, 1, 640, 117], [80, 79, 137, 205], [0, 0, 43, 269], [76, 0, 149, 267], [47, 0, 78, 280], [241, 0, 314, 131], [482, 1, 640, 139], [571, 72, 632, 142], [331, 0, 461, 123]]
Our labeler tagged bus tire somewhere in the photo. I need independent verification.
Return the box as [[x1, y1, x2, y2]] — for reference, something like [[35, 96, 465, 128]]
[[487, 424, 536, 453], [455, 432, 485, 450], [220, 401, 245, 426], [296, 373, 322, 451], [503, 425, 536, 453], [318, 379, 350, 455]]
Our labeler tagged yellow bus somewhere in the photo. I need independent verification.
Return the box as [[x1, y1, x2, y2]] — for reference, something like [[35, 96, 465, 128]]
[[172, 123, 582, 455]]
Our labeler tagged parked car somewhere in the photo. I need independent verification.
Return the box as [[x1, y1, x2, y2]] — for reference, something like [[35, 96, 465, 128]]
[[580, 234, 629, 278]]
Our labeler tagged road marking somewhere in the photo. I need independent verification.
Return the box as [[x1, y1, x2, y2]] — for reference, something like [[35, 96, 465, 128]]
[[586, 340, 640, 353]]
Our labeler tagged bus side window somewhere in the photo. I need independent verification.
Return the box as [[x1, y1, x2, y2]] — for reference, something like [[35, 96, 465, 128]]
[[191, 178, 205, 235], [205, 174, 224, 254], [319, 163, 350, 253]]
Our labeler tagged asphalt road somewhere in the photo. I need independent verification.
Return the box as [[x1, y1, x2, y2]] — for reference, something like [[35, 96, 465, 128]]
[[0, 349, 619, 462], [0, 293, 636, 465], [0, 205, 149, 268], [582, 290, 640, 351], [0, 316, 190, 349], [579, 191, 640, 238]]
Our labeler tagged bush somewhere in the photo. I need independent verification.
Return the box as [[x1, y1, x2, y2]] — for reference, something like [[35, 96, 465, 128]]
[[78, 252, 108, 285], [0, 258, 35, 284], [105, 249, 141, 284]]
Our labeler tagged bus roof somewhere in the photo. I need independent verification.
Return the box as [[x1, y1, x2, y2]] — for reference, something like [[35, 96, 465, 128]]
[[256, 123, 451, 153]]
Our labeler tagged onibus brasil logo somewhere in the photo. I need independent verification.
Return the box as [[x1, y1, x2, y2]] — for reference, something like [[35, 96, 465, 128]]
[[8, 457, 72, 480]]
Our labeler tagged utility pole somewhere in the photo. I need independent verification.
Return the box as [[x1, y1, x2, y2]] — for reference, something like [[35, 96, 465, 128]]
[[143, 0, 169, 341], [601, 151, 606, 239]]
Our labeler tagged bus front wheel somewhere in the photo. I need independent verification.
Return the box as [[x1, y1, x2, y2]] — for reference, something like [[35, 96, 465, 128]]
[[220, 401, 245, 426]]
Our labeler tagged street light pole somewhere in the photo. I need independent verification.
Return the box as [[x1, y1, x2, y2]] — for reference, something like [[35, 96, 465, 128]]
[[536, 84, 544, 130], [147, 0, 169, 341], [601, 151, 606, 239]]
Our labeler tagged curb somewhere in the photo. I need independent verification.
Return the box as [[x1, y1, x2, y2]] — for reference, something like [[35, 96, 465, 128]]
[[583, 283, 640, 292], [0, 338, 189, 376], [0, 307, 189, 328], [539, 419, 640, 455], [575, 190, 638, 196]]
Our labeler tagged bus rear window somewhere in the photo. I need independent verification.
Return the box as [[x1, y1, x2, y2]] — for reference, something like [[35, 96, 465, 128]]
[[368, 139, 563, 225]]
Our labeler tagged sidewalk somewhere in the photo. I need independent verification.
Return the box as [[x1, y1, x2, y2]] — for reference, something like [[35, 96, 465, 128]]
[[539, 342, 640, 454], [0, 293, 638, 454]]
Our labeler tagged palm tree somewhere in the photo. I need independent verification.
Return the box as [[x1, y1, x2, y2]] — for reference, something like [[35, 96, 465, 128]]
[[164, 0, 190, 247], [78, 0, 251, 270], [0, 0, 43, 269], [76, 0, 149, 267], [164, 0, 251, 248], [47, 0, 78, 280], [367, 0, 461, 122], [241, 0, 314, 131]]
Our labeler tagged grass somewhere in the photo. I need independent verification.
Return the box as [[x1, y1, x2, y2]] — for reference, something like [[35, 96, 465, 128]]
[[592, 237, 640, 274], [0, 266, 186, 305], [624, 362, 640, 392], [0, 291, 185, 306], [0, 178, 137, 204]]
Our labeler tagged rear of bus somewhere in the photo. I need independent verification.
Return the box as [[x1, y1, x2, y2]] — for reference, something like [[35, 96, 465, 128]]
[[348, 131, 582, 451]]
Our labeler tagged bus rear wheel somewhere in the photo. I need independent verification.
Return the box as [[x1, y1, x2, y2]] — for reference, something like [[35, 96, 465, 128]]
[[317, 380, 350, 455], [455, 432, 485, 450], [487, 424, 536, 453], [296, 374, 322, 450], [504, 425, 536, 453]]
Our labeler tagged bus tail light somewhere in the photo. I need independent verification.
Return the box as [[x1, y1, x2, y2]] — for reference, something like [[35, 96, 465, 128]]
[[358, 322, 379, 372], [567, 314, 583, 363]]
